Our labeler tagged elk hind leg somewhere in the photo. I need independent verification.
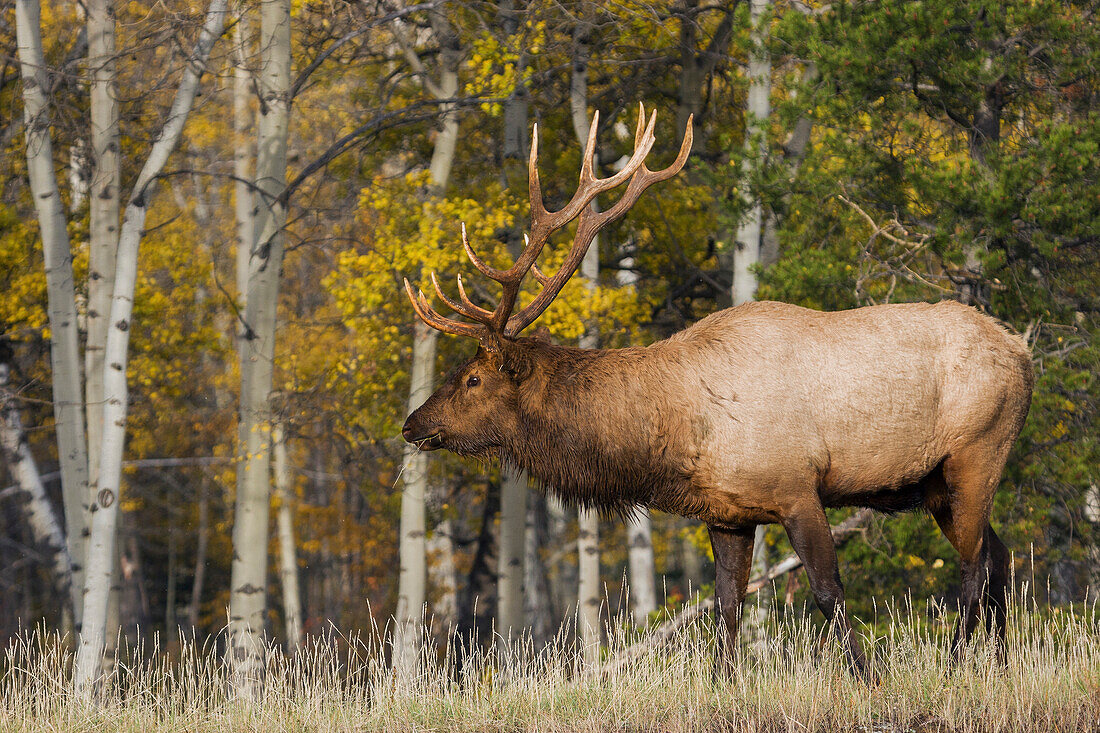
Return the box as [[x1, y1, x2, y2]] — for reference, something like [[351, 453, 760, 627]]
[[982, 525, 1010, 652], [932, 443, 1013, 661]]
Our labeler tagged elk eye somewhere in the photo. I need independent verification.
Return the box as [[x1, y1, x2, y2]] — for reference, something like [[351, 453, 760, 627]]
[[466, 375, 481, 388]]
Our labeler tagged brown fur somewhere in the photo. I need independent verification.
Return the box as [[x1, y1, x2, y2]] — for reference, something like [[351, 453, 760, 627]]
[[403, 299, 1034, 676]]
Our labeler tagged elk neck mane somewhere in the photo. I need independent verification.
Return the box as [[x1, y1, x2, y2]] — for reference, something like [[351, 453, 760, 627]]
[[499, 338, 698, 515]]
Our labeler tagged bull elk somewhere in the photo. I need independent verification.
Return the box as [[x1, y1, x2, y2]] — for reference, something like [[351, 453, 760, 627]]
[[400, 105, 1034, 678]]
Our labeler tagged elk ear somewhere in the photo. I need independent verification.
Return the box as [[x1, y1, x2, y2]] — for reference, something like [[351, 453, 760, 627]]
[[499, 342, 534, 383], [528, 325, 555, 345]]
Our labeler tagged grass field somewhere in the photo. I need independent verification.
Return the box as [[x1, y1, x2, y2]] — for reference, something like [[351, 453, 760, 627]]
[[3, 596, 1099, 732]]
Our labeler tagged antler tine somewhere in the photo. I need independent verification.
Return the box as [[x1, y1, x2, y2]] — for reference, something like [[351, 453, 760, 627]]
[[460, 222, 528, 332], [588, 113, 693, 229], [461, 222, 511, 282], [545, 115, 657, 231], [528, 124, 547, 223], [455, 274, 494, 320], [579, 110, 600, 182], [429, 270, 493, 323], [641, 111, 691, 180], [632, 102, 658, 149], [526, 110, 657, 251], [503, 109, 693, 337], [408, 107, 689, 343], [520, 233, 552, 286], [530, 260, 552, 286], [403, 277, 484, 340], [511, 110, 656, 286]]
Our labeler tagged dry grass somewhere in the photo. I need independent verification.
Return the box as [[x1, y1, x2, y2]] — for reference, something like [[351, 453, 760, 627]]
[[2, 597, 1098, 732]]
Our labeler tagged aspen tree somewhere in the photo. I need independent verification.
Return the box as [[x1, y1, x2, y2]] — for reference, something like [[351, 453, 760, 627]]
[[13, 0, 88, 625], [495, 0, 530, 643], [570, 6, 602, 664], [393, 5, 462, 677], [73, 0, 229, 697], [274, 424, 302, 651], [731, 0, 773, 648], [229, 0, 290, 698]]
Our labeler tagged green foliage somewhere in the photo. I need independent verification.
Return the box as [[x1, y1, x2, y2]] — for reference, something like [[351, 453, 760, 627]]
[[760, 0, 1100, 610]]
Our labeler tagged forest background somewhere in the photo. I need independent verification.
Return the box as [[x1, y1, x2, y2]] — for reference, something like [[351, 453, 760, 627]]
[[0, 0, 1097, 685]]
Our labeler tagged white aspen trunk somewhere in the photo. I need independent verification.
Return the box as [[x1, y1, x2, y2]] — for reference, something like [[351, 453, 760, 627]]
[[69, 138, 88, 212], [186, 481, 209, 636], [396, 9, 461, 197], [14, 0, 89, 625], [497, 7, 529, 643], [394, 321, 438, 678], [229, 0, 289, 700], [66, 1, 88, 212], [0, 363, 73, 602], [420, 93, 459, 631], [575, 241, 602, 659], [426, 516, 457, 631], [497, 466, 527, 639], [85, 0, 121, 644], [427, 68, 459, 193], [732, 0, 772, 307], [274, 424, 302, 651], [73, 0, 229, 697], [523, 494, 553, 645], [571, 17, 602, 664], [393, 7, 461, 665], [576, 509, 600, 663], [233, 8, 254, 303], [85, 0, 120, 520], [626, 512, 657, 625], [733, 0, 774, 646], [424, 6, 460, 195], [615, 253, 658, 626], [680, 523, 704, 592], [1087, 484, 1100, 602]]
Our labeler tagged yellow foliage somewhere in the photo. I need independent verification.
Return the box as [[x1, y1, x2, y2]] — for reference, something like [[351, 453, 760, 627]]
[[323, 168, 655, 437], [0, 208, 51, 338]]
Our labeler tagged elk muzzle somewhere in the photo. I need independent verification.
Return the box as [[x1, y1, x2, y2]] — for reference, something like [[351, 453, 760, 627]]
[[401, 413, 444, 451]]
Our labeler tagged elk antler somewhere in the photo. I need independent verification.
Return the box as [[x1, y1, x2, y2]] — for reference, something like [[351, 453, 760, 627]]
[[404, 103, 693, 345]]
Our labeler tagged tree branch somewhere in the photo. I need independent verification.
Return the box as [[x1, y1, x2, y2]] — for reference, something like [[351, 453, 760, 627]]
[[289, 0, 442, 100]]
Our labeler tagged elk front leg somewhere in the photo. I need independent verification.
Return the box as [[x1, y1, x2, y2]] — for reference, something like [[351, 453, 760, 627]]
[[782, 503, 871, 681], [708, 524, 755, 675]]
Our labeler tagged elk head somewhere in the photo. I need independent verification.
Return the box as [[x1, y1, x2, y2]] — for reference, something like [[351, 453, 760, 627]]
[[400, 105, 692, 457]]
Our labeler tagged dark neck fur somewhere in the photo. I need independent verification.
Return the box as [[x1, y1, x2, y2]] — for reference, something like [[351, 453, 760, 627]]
[[500, 342, 691, 513]]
